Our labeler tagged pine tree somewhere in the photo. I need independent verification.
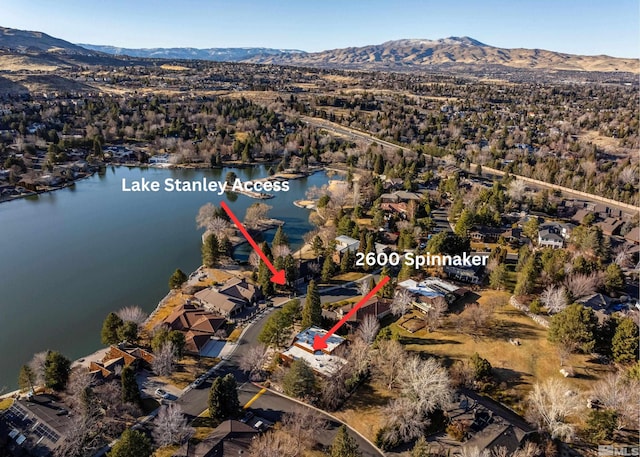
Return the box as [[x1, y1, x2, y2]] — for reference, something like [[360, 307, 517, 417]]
[[18, 365, 35, 392], [378, 266, 394, 298], [121, 365, 141, 405], [489, 264, 508, 290], [612, 317, 639, 364], [101, 312, 124, 345], [604, 263, 625, 292], [108, 429, 152, 457], [282, 359, 317, 398], [202, 233, 220, 267], [330, 425, 361, 457], [208, 374, 239, 421], [321, 255, 336, 282], [340, 249, 354, 273], [548, 304, 597, 353], [302, 281, 322, 328], [411, 436, 430, 457], [44, 351, 71, 391], [272, 226, 289, 247], [258, 242, 275, 296], [169, 269, 187, 289]]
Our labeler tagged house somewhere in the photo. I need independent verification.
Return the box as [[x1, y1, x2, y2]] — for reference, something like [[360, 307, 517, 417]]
[[443, 264, 485, 284], [333, 235, 360, 263], [537, 223, 564, 249], [174, 420, 259, 457], [335, 296, 392, 326], [88, 344, 155, 380], [571, 208, 594, 224], [195, 278, 260, 317], [469, 226, 504, 243], [398, 278, 468, 313], [2, 395, 73, 456], [625, 227, 640, 245], [164, 303, 227, 355], [380, 190, 422, 204], [280, 326, 347, 377], [559, 222, 576, 240], [596, 218, 624, 237], [148, 153, 170, 164]]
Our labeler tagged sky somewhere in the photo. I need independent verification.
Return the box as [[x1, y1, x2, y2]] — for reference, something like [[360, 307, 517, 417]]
[[3, 0, 639, 57]]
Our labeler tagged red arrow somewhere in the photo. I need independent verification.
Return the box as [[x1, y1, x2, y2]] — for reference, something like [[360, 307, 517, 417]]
[[313, 275, 390, 351], [220, 201, 286, 285]]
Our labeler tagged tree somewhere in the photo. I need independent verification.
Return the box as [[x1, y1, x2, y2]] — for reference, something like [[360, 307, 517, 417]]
[[116, 306, 148, 325], [526, 378, 582, 441], [372, 339, 408, 390], [202, 233, 220, 267], [391, 288, 413, 317], [121, 365, 141, 405], [258, 242, 275, 296], [331, 425, 361, 457], [272, 225, 289, 247], [584, 409, 617, 443], [357, 315, 380, 345], [238, 343, 268, 381], [18, 365, 35, 392], [470, 353, 492, 381], [244, 202, 272, 229], [423, 296, 448, 332], [259, 309, 294, 347], [44, 351, 71, 391], [523, 218, 539, 241], [152, 327, 186, 358], [563, 272, 601, 300], [489, 263, 508, 290], [281, 408, 328, 457], [108, 429, 152, 457], [152, 341, 177, 376], [152, 403, 194, 447], [301, 281, 322, 328], [117, 321, 138, 344], [612, 317, 639, 364], [321, 255, 336, 282], [604, 263, 625, 292], [208, 374, 239, 421], [411, 436, 430, 457], [169, 268, 187, 289], [282, 359, 317, 399], [28, 351, 48, 385], [378, 267, 394, 298], [540, 285, 568, 314], [591, 371, 640, 430], [548, 304, 597, 353], [101, 312, 124, 345], [454, 209, 474, 237]]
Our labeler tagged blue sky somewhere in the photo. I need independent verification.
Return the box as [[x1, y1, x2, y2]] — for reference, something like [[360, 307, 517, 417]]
[[4, 0, 639, 57]]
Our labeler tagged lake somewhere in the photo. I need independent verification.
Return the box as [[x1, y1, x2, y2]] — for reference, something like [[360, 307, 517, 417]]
[[0, 165, 333, 390]]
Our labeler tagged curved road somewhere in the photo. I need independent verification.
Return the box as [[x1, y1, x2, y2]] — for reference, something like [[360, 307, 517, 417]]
[[176, 302, 384, 456]]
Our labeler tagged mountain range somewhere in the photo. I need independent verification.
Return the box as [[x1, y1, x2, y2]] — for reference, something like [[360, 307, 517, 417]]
[[0, 26, 637, 74]]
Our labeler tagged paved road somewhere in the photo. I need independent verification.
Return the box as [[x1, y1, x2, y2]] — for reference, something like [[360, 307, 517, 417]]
[[177, 304, 383, 456]]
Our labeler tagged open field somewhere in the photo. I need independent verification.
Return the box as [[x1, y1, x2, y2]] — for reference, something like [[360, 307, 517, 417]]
[[157, 355, 220, 389]]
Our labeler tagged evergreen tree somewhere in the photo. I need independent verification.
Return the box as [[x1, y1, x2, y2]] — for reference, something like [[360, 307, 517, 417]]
[[612, 317, 639, 364], [117, 321, 138, 344], [321, 255, 336, 282], [18, 365, 35, 392], [202, 233, 220, 267], [219, 235, 232, 257], [514, 253, 538, 295], [121, 365, 141, 405], [101, 312, 124, 345], [169, 269, 187, 289], [311, 236, 324, 257], [272, 226, 289, 247], [44, 351, 70, 391], [548, 304, 597, 353], [330, 425, 361, 457], [208, 374, 239, 421], [378, 267, 394, 298], [489, 264, 509, 290], [258, 242, 275, 296], [340, 249, 354, 273], [411, 436, 430, 457], [108, 429, 152, 457], [470, 353, 492, 380], [282, 359, 317, 398], [604, 263, 625, 292], [302, 281, 322, 328]]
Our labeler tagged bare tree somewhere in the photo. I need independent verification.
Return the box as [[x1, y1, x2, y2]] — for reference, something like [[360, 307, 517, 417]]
[[206, 216, 230, 234], [345, 337, 371, 377], [358, 279, 371, 296], [462, 302, 491, 340], [195, 203, 218, 230], [244, 203, 272, 229], [273, 244, 292, 259], [459, 446, 491, 457], [399, 355, 452, 415], [381, 397, 428, 444], [238, 344, 268, 381], [507, 180, 528, 203], [357, 314, 380, 344], [591, 371, 640, 430], [54, 412, 101, 457], [152, 403, 194, 447], [116, 306, 148, 325], [152, 341, 177, 377], [540, 286, 568, 314], [526, 378, 583, 441], [248, 250, 261, 269], [372, 339, 407, 390], [29, 351, 48, 385], [281, 407, 327, 456], [512, 442, 542, 457], [564, 272, 601, 299], [613, 243, 633, 268], [391, 288, 414, 317], [423, 296, 448, 331], [249, 429, 298, 457]]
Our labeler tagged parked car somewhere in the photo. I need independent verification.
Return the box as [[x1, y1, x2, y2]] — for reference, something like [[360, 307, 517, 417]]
[[155, 388, 170, 399]]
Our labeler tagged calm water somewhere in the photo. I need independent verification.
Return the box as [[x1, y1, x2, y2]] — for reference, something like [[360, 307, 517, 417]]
[[0, 165, 333, 390]]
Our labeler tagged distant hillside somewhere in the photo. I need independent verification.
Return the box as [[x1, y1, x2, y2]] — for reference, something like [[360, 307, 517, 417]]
[[247, 37, 639, 73], [0, 26, 97, 55], [78, 44, 305, 62]]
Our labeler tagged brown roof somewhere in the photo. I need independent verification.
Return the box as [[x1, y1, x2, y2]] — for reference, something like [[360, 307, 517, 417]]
[[166, 303, 226, 333], [624, 226, 640, 244], [184, 331, 213, 354], [339, 296, 392, 322], [175, 420, 259, 457]]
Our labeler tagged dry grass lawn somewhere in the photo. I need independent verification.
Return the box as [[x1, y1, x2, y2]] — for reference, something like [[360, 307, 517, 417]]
[[334, 381, 394, 442], [392, 290, 610, 413], [0, 398, 13, 411], [157, 356, 220, 389], [144, 291, 189, 332]]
